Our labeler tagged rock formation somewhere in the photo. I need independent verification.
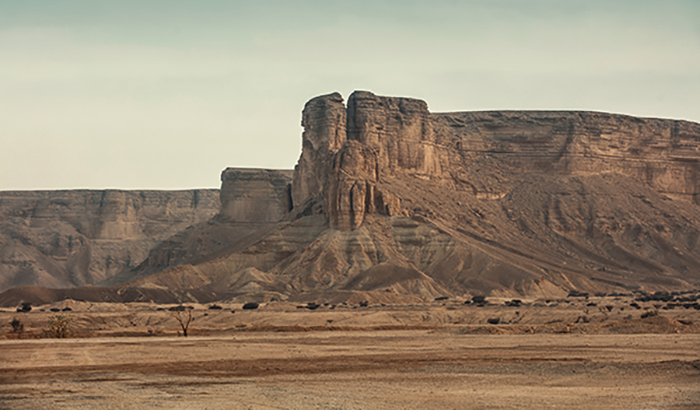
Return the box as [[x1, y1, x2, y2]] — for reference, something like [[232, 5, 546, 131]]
[[102, 168, 294, 286], [295, 91, 700, 230], [87, 91, 698, 305], [220, 168, 293, 223], [0, 169, 296, 293], [0, 190, 219, 292], [3, 91, 700, 306]]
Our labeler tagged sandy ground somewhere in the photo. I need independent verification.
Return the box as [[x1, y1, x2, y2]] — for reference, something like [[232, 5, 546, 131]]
[[1, 331, 699, 409], [1, 297, 699, 409]]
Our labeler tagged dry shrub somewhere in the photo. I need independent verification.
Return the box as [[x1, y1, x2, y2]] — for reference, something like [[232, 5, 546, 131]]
[[44, 315, 72, 338], [10, 318, 24, 334]]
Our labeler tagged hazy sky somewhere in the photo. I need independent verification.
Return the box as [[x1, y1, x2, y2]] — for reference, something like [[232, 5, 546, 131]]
[[1, 0, 698, 190]]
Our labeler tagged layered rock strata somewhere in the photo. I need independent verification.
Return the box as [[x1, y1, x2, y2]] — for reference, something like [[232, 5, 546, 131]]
[[0, 190, 219, 292], [1, 167, 297, 292], [294, 91, 700, 231], [3, 91, 700, 305], [220, 168, 293, 223], [80, 91, 698, 305], [103, 168, 295, 286]]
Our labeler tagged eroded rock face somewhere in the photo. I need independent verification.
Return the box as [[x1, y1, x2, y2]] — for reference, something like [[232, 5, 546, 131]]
[[0, 190, 219, 291], [293, 91, 700, 230], [104, 168, 295, 286], [292, 92, 346, 211], [4, 91, 700, 304], [220, 168, 293, 223], [95, 91, 700, 304], [0, 168, 297, 292], [294, 91, 435, 229], [435, 110, 700, 203]]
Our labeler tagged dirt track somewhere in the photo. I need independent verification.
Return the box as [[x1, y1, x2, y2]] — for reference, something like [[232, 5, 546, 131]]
[[1, 331, 699, 409]]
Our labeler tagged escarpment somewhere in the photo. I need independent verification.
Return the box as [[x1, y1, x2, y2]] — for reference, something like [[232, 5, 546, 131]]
[[113, 91, 699, 304], [0, 169, 295, 292], [103, 168, 294, 286], [3, 91, 700, 305], [0, 190, 220, 292], [293, 91, 700, 232]]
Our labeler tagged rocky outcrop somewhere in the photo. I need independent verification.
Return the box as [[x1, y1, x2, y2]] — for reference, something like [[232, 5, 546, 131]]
[[0, 190, 219, 292], [292, 92, 347, 212], [81, 91, 698, 305], [0, 168, 297, 292], [293, 91, 700, 231], [293, 92, 424, 229], [220, 168, 293, 223], [4, 91, 700, 305], [103, 168, 295, 286]]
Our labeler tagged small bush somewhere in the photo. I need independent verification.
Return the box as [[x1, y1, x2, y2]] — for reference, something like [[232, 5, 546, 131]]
[[208, 304, 223, 310], [641, 310, 658, 319], [471, 295, 486, 305], [10, 318, 23, 333], [16, 302, 32, 313], [44, 315, 72, 338]]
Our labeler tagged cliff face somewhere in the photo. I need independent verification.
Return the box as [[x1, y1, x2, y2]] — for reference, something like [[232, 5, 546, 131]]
[[0, 190, 219, 292], [437, 110, 700, 203], [102, 168, 295, 286], [4, 91, 700, 306], [294, 91, 700, 231], [74, 90, 697, 306], [220, 168, 293, 223], [0, 168, 296, 293], [263, 91, 700, 299]]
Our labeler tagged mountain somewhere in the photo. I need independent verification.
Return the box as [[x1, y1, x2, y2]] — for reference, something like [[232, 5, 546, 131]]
[[2, 90, 700, 306]]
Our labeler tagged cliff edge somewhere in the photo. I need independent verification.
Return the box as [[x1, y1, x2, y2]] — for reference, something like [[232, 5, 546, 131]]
[[99, 91, 700, 304], [3, 91, 700, 305]]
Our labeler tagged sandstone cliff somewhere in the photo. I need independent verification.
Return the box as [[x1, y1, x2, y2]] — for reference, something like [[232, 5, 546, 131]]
[[70, 91, 697, 305], [0, 167, 296, 294], [102, 168, 294, 286], [295, 92, 700, 230], [0, 190, 219, 292], [287, 91, 700, 297], [3, 91, 700, 306], [220, 168, 293, 223]]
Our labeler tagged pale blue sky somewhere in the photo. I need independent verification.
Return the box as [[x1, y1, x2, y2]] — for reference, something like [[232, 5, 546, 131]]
[[1, 0, 698, 190]]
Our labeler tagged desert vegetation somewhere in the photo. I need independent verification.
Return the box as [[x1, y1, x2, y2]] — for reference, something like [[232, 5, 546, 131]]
[[168, 305, 194, 337], [43, 315, 72, 338]]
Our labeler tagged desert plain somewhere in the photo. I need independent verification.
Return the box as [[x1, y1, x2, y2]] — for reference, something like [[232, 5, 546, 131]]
[[1, 294, 699, 409], [3, 91, 700, 409]]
